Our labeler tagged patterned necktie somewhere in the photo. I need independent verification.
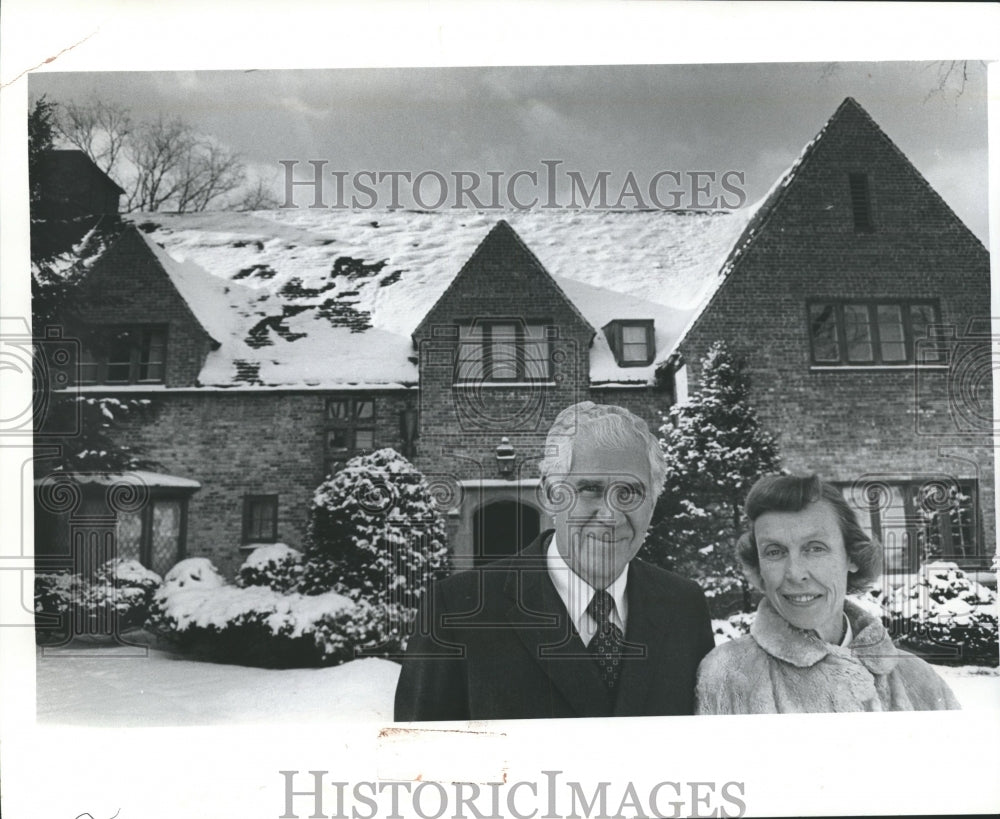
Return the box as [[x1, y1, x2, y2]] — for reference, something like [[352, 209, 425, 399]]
[[587, 589, 624, 690]]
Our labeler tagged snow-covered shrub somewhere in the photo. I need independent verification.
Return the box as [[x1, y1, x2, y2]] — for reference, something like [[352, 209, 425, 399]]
[[161, 557, 226, 591], [302, 448, 451, 650], [885, 562, 998, 667], [94, 558, 162, 629], [34, 571, 82, 617], [237, 543, 304, 593], [34, 558, 162, 642], [148, 569, 397, 667]]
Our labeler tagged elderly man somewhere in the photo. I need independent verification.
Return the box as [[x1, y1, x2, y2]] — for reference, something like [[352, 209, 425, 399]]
[[394, 401, 715, 721]]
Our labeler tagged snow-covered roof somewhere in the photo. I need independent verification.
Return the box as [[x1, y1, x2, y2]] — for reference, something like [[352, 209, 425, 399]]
[[34, 470, 201, 489], [132, 208, 750, 388]]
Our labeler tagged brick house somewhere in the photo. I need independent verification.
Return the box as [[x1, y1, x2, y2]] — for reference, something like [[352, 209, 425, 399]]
[[664, 98, 994, 578], [33, 150, 124, 219], [33, 98, 994, 584]]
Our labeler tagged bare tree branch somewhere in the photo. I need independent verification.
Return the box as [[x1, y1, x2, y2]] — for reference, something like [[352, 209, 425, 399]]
[[53, 99, 249, 213], [57, 98, 132, 173], [174, 138, 245, 212], [236, 175, 282, 211]]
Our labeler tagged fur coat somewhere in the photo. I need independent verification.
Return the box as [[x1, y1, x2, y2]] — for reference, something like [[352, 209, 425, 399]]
[[695, 597, 960, 713]]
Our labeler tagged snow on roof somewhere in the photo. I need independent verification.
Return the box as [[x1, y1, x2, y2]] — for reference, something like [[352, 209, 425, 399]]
[[665, 98, 849, 359], [35, 470, 201, 489], [553, 275, 690, 382], [132, 208, 749, 387], [139, 231, 247, 347]]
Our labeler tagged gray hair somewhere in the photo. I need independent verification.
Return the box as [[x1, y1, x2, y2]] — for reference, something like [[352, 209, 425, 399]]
[[738, 473, 883, 594], [539, 401, 667, 497]]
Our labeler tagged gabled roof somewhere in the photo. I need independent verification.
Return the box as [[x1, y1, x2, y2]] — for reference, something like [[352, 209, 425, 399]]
[[132, 208, 749, 388], [37, 150, 126, 195], [414, 219, 595, 339], [663, 96, 985, 362]]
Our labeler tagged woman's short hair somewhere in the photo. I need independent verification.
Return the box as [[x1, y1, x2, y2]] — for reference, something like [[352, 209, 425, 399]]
[[539, 401, 667, 497], [737, 473, 882, 594]]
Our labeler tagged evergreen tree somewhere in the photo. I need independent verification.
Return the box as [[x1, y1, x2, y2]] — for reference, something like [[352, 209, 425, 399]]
[[642, 341, 782, 614], [28, 96, 58, 207], [302, 448, 451, 624]]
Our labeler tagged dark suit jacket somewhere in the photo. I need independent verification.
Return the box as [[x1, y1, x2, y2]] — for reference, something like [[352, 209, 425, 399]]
[[394, 531, 715, 721]]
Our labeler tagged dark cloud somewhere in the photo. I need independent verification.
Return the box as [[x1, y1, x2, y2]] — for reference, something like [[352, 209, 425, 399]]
[[31, 62, 988, 241]]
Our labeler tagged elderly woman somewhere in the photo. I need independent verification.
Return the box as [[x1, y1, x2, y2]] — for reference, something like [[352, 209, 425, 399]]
[[696, 474, 959, 713]]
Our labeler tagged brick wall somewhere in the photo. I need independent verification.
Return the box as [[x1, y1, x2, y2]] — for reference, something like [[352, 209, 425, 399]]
[[105, 388, 413, 576], [78, 228, 213, 387], [412, 220, 597, 482], [678, 99, 995, 557]]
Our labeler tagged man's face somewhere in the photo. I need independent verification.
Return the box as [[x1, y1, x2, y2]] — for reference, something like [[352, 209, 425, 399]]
[[550, 439, 656, 590]]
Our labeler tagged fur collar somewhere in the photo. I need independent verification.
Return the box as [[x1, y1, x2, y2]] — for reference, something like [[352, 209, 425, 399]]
[[751, 597, 899, 675]]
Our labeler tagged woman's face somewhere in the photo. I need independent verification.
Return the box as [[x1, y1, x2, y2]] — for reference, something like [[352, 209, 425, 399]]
[[754, 500, 858, 643]]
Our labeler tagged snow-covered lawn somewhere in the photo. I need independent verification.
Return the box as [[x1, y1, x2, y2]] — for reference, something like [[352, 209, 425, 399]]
[[36, 643, 401, 725], [35, 640, 997, 725], [934, 665, 1000, 712]]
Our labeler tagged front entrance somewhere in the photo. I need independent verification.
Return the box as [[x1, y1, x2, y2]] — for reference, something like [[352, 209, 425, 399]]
[[473, 500, 541, 566]]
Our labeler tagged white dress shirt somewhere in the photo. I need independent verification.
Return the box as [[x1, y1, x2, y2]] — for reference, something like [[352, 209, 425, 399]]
[[839, 612, 854, 647], [546, 536, 628, 647]]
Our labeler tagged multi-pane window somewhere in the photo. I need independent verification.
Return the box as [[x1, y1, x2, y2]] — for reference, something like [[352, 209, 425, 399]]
[[840, 480, 979, 573], [622, 324, 651, 363], [456, 321, 552, 382], [115, 498, 187, 576], [808, 300, 944, 366], [77, 326, 167, 385], [604, 320, 655, 367], [325, 397, 376, 458], [242, 494, 278, 543]]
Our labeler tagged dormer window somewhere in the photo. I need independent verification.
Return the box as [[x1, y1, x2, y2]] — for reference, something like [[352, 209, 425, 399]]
[[604, 320, 655, 367]]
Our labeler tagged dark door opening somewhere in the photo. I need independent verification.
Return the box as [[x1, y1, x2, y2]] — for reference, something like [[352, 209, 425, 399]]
[[473, 500, 541, 566]]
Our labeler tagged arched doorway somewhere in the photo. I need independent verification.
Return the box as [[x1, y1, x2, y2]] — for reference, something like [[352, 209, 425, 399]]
[[473, 500, 541, 566]]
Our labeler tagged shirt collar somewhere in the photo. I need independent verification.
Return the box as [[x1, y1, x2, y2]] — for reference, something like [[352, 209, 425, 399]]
[[546, 535, 628, 644], [840, 612, 853, 647]]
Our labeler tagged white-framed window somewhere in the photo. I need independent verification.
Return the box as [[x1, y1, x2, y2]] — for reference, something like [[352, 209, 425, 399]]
[[603, 319, 655, 367], [456, 321, 551, 382]]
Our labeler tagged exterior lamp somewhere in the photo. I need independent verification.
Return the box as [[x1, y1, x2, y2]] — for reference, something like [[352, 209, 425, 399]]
[[495, 436, 516, 480]]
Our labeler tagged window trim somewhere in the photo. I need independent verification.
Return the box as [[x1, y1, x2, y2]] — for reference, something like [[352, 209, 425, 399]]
[[242, 494, 279, 544], [454, 319, 553, 383], [77, 324, 168, 386], [114, 492, 189, 574], [603, 319, 656, 368], [325, 396, 377, 465], [806, 299, 943, 367], [836, 478, 981, 573]]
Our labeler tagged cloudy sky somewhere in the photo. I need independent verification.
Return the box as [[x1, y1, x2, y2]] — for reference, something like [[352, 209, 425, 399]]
[[30, 61, 989, 241]]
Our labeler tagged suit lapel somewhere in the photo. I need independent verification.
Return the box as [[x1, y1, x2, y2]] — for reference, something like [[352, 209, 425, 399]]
[[504, 534, 610, 717], [613, 561, 673, 716]]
